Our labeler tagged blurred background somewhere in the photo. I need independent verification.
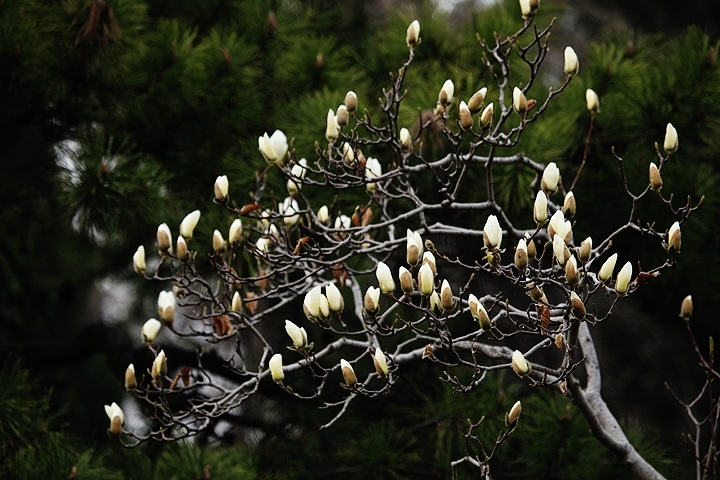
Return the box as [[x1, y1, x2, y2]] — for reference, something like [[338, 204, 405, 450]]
[[1, 0, 719, 478]]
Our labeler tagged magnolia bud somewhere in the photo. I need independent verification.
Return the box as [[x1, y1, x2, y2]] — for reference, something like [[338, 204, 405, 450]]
[[373, 348, 389, 378], [418, 262, 434, 296], [142, 318, 162, 344], [429, 290, 440, 313], [133, 245, 146, 274], [468, 293, 491, 329], [152, 350, 167, 382], [648, 162, 663, 191], [406, 229, 423, 266], [664, 123, 678, 153], [376, 261, 395, 294], [525, 233, 537, 262], [440, 279, 454, 311], [467, 87, 487, 114], [228, 219, 243, 245], [579, 237, 592, 263], [513, 87, 528, 115], [570, 291, 586, 319], [541, 162, 560, 196], [680, 295, 693, 321], [212, 229, 226, 255], [344, 90, 358, 113], [364, 286, 381, 312], [586, 89, 599, 113], [340, 359, 357, 387], [598, 253, 618, 284], [515, 238, 528, 271], [438, 79, 454, 107], [458, 101, 473, 130], [285, 320, 308, 349], [533, 190, 548, 224], [214, 175, 229, 202], [565, 255, 578, 285], [157, 290, 176, 325], [269, 353, 284, 383], [422, 251, 437, 276], [400, 128, 412, 150], [615, 261, 633, 294], [104, 402, 125, 436], [157, 223, 172, 254], [480, 103, 494, 128], [507, 400, 522, 426], [553, 235, 570, 266], [399, 266, 414, 294], [667, 221, 681, 254], [317, 205, 330, 224], [564, 46, 579, 76], [511, 350, 530, 376], [562, 191, 576, 218], [176, 236, 189, 262], [365, 157, 382, 193], [336, 104, 349, 128], [526, 282, 547, 304], [303, 285, 322, 319], [483, 215, 502, 249], [325, 109, 339, 142], [232, 291, 243, 312], [325, 282, 344, 313], [125, 364, 136, 392], [179, 210, 201, 240], [406, 19, 421, 48]]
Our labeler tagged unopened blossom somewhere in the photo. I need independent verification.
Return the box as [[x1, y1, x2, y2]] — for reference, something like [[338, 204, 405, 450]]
[[468, 293, 491, 329], [179, 210, 201, 240], [422, 251, 437, 276], [157, 290, 176, 325], [255, 237, 271, 255], [280, 196, 300, 228], [373, 348, 389, 377], [649, 162, 663, 191], [513, 87, 528, 114], [176, 236, 188, 262], [483, 215, 502, 249], [418, 262, 434, 296], [317, 205, 330, 224], [287, 158, 308, 195], [565, 254, 578, 285], [269, 353, 284, 383], [232, 291, 243, 312], [429, 290, 440, 313], [325, 109, 339, 142], [365, 157, 382, 193], [399, 266, 414, 294], [664, 123, 678, 153], [400, 128, 412, 150], [104, 402, 125, 436], [438, 79, 454, 107], [364, 286, 381, 312], [133, 245, 146, 274], [304, 285, 323, 319], [285, 320, 309, 349], [519, 0, 539, 18], [553, 235, 570, 266], [152, 350, 167, 382], [507, 400, 522, 426], [467, 87, 487, 114], [458, 101, 473, 129], [598, 253, 618, 284], [157, 223, 172, 254], [406, 229, 424, 266], [214, 175, 229, 202], [615, 261, 633, 294], [440, 279, 454, 311], [667, 221, 681, 253], [511, 350, 530, 376], [258, 130, 288, 164], [212, 229, 225, 255], [579, 237, 592, 263], [406, 19, 421, 48], [541, 162, 560, 195], [533, 190, 548, 224], [125, 364, 136, 392], [376, 261, 395, 294], [229, 219, 243, 245], [344, 90, 358, 113], [325, 282, 344, 313], [680, 295, 693, 321], [586, 89, 599, 113], [570, 291, 586, 319], [564, 46, 579, 76], [336, 104, 349, 128], [142, 318, 162, 344], [340, 359, 357, 387], [480, 103, 494, 128], [515, 238, 528, 271], [563, 191, 576, 218]]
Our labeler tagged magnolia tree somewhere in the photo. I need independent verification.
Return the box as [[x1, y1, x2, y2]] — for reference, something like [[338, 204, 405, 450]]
[[104, 4, 716, 479]]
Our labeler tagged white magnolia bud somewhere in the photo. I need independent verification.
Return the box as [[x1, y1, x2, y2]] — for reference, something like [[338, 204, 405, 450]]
[[565, 254, 579, 285], [513, 87, 527, 115], [438, 79, 454, 107], [317, 205, 330, 224], [586, 89, 599, 113], [364, 286, 381, 312], [176, 236, 188, 262], [142, 318, 162, 344], [458, 101, 473, 130], [256, 237, 271, 255], [649, 162, 663, 191], [344, 90, 358, 113], [429, 290, 440, 313], [104, 402, 125, 436], [214, 175, 229, 202], [511, 350, 530, 376], [232, 291, 243, 312], [258, 130, 288, 164], [285, 320, 308, 349], [680, 295, 693, 321], [483, 215, 502, 249], [212, 229, 226, 255], [373, 348, 389, 377], [579, 236, 593, 263], [399, 266, 414, 294], [515, 238, 528, 271], [533, 190, 548, 224], [336, 104, 349, 128], [340, 359, 357, 387], [418, 262, 434, 296], [570, 291, 586, 319], [325, 282, 344, 313], [440, 279, 454, 311], [553, 235, 570, 266], [468, 293, 491, 329], [541, 162, 560, 195], [667, 221, 681, 253], [304, 285, 323, 319], [133, 245, 146, 274], [422, 251, 437, 276], [318, 294, 330, 320], [152, 350, 167, 382], [480, 103, 494, 128], [269, 353, 284, 383], [598, 253, 618, 284], [564, 46, 579, 76], [125, 364, 136, 392], [229, 219, 243, 245], [615, 261, 632, 294], [664, 123, 679, 153], [467, 87, 487, 114], [562, 191, 576, 218], [406, 19, 421, 48], [406, 229, 424, 266], [157, 223, 172, 254], [280, 196, 300, 228], [400, 127, 412, 150], [365, 157, 382, 193], [376, 261, 395, 294], [325, 109, 339, 142], [507, 400, 522, 425], [157, 290, 176, 325], [179, 210, 201, 240]]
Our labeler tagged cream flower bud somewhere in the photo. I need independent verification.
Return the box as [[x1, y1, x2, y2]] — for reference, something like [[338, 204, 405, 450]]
[[258, 130, 288, 164], [180, 210, 201, 240], [376, 261, 395, 294], [400, 128, 412, 150], [336, 104, 349, 128], [664, 123, 678, 153], [344, 90, 358, 113], [570, 291, 586, 319], [152, 350, 167, 382], [565, 254, 578, 285], [515, 238, 528, 271], [480, 103, 494, 128], [615, 261, 632, 294], [467, 87, 488, 114], [440, 279, 454, 311], [125, 364, 136, 392], [269, 353, 284, 383], [422, 251, 437, 276], [511, 350, 530, 376], [513, 87, 527, 115], [255, 237, 271, 255], [176, 236, 189, 262], [142, 318, 162, 344], [340, 359, 357, 387], [317, 205, 330, 224], [458, 101, 473, 129], [157, 290, 176, 325], [304, 285, 322, 319], [564, 46, 579, 76], [214, 175, 229, 202], [406, 229, 424, 266], [365, 157, 382, 193], [325, 282, 344, 313], [334, 214, 351, 236], [541, 162, 560, 195], [649, 162, 663, 191], [438, 79, 454, 107], [406, 19, 421, 48], [399, 266, 414, 294], [586, 88, 599, 113], [212, 229, 226, 255], [325, 109, 339, 142], [563, 191, 576, 218], [364, 286, 381, 312], [553, 235, 570, 266], [429, 290, 440, 313], [157, 223, 172, 254], [373, 348, 389, 377], [483, 215, 502, 249], [507, 400, 522, 426], [228, 219, 243, 245], [133, 245, 146, 274], [318, 293, 330, 320], [525, 233, 537, 262], [285, 320, 308, 349], [232, 291, 243, 312], [547, 210, 565, 241], [104, 402, 125, 436], [579, 236, 592, 263], [418, 262, 434, 296], [680, 295, 693, 321], [280, 196, 300, 228], [598, 253, 618, 283], [468, 293, 491, 329], [533, 190, 548, 224], [667, 221, 681, 253], [519, 0, 538, 18]]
